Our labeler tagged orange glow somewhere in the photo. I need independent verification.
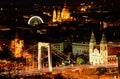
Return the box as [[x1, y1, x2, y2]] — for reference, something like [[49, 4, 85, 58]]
[[10, 34, 24, 58]]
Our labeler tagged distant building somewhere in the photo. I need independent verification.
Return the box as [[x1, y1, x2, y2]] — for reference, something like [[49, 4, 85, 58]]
[[89, 32, 108, 65], [89, 32, 119, 65], [72, 43, 89, 57], [10, 33, 24, 58], [52, 2, 73, 22], [51, 43, 64, 54]]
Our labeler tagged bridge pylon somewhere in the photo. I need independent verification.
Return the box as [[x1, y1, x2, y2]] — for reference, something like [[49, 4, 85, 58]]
[[38, 42, 52, 72]]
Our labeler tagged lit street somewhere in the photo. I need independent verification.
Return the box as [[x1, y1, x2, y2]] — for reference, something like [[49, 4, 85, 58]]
[[0, 64, 118, 76]]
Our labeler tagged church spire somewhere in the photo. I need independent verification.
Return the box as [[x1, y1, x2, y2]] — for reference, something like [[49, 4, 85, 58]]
[[100, 33, 107, 44], [52, 7, 57, 22], [90, 32, 96, 43], [57, 8, 61, 22], [100, 32, 108, 63], [63, 0, 67, 8], [89, 32, 96, 65]]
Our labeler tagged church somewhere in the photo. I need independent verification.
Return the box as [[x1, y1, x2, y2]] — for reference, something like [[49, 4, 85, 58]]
[[52, 2, 72, 22], [89, 32, 118, 65]]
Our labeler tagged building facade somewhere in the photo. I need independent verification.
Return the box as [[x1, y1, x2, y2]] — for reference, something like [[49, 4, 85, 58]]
[[52, 2, 71, 22], [10, 33, 24, 58], [89, 32, 108, 65]]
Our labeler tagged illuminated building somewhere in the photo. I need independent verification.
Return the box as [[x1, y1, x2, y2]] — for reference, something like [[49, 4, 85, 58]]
[[89, 32, 108, 65], [52, 2, 71, 22], [89, 32, 97, 64], [72, 43, 89, 56], [52, 8, 57, 22], [10, 33, 24, 58], [100, 33, 108, 63], [56, 9, 62, 22], [61, 2, 70, 21], [51, 43, 64, 54]]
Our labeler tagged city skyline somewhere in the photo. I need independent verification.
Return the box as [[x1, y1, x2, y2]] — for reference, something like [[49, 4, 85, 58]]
[[0, 0, 120, 78], [0, 0, 119, 43]]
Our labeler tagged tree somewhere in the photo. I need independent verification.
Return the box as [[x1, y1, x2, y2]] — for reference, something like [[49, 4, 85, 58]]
[[0, 45, 14, 60], [76, 57, 85, 65]]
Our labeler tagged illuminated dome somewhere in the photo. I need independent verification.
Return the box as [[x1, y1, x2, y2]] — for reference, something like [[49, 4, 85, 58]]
[[28, 16, 44, 26], [52, 2, 71, 22], [61, 2, 70, 21]]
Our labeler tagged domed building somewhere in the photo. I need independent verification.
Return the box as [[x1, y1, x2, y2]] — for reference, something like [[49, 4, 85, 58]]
[[61, 2, 70, 21], [52, 2, 72, 22]]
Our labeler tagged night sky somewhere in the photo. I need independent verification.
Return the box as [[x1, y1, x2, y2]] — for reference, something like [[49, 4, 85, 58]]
[[0, 0, 106, 7], [0, 0, 120, 9]]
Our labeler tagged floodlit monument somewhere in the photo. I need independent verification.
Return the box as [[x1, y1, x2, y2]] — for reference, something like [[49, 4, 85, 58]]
[[89, 32, 108, 65], [52, 2, 71, 22], [10, 33, 24, 58]]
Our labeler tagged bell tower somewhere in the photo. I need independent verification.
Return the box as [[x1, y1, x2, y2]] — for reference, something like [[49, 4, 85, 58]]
[[89, 32, 96, 64], [100, 33, 108, 63], [52, 7, 57, 22], [57, 8, 61, 22]]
